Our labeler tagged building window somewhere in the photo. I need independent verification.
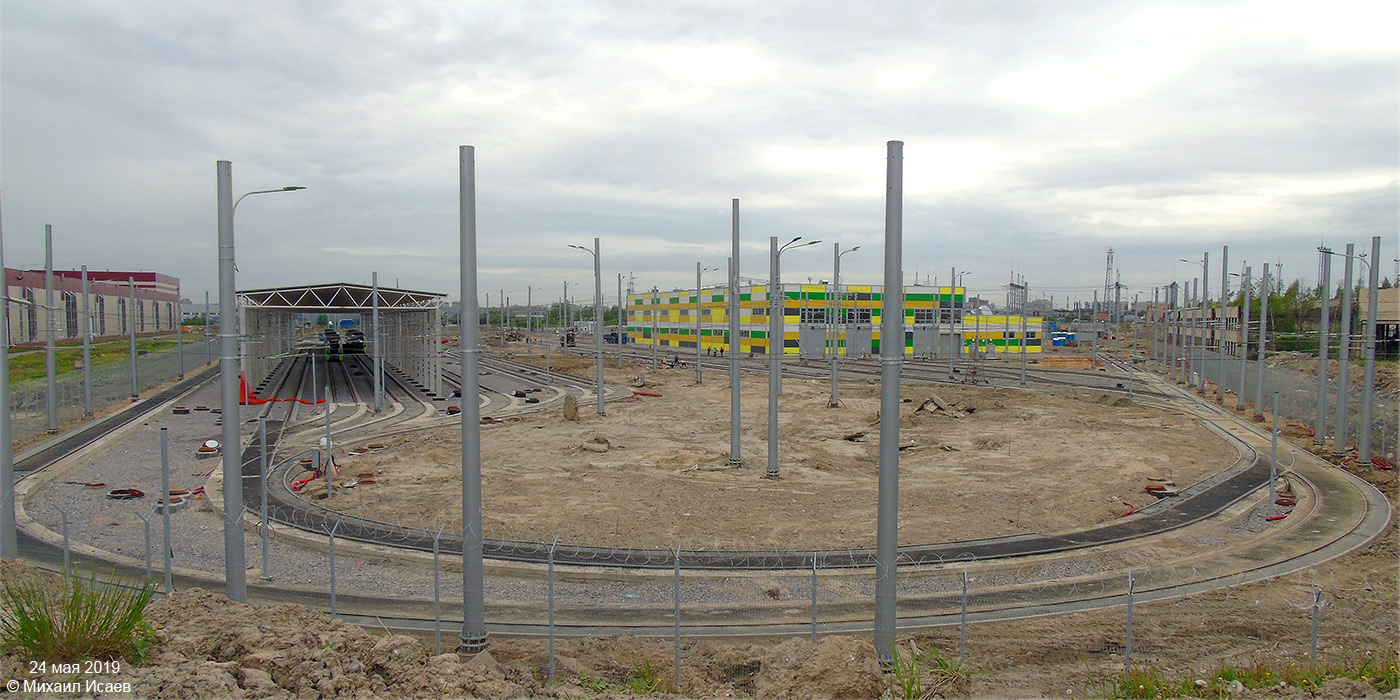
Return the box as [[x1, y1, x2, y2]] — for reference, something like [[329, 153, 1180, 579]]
[[64, 292, 79, 337], [118, 297, 127, 334], [22, 288, 37, 341], [913, 309, 935, 324], [800, 308, 826, 323], [96, 296, 106, 335], [842, 309, 872, 324], [139, 300, 146, 332]]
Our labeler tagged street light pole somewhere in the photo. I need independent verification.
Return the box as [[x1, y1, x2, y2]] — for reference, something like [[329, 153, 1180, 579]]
[[829, 244, 859, 407], [696, 264, 716, 382], [0, 181, 14, 558], [874, 140, 904, 664], [767, 235, 820, 479], [1315, 248, 1332, 445], [216, 160, 305, 603], [729, 199, 742, 468], [568, 240, 605, 415]]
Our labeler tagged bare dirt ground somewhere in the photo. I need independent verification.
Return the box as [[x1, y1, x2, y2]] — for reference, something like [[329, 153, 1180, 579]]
[[310, 350, 1235, 550]]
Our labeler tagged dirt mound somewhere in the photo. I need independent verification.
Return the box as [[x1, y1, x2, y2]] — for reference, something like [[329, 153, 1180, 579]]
[[753, 636, 884, 699], [131, 587, 536, 699], [1037, 355, 1095, 370]]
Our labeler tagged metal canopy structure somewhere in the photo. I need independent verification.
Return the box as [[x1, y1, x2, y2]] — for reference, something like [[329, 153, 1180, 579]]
[[238, 282, 445, 312]]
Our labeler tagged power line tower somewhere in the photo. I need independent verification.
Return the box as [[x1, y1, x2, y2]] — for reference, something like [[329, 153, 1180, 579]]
[[1103, 248, 1115, 323]]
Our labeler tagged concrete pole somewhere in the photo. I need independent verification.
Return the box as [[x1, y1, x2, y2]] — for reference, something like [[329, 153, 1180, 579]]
[[176, 284, 185, 379], [874, 140, 904, 663], [500, 289, 505, 348], [729, 199, 742, 467], [1253, 265, 1270, 421], [696, 262, 703, 382], [0, 180, 15, 558], [1091, 290, 1098, 369], [593, 238, 604, 416], [830, 243, 841, 406], [129, 277, 138, 399], [81, 267, 92, 416], [372, 271, 382, 412], [767, 236, 781, 479], [1358, 235, 1381, 466], [458, 146, 487, 653], [618, 274, 624, 369], [216, 159, 246, 602], [1200, 252, 1209, 395], [1315, 249, 1332, 444], [45, 225, 56, 432], [1334, 244, 1355, 455], [1238, 266, 1250, 409], [526, 286, 532, 352], [205, 291, 211, 367], [651, 286, 658, 371], [1216, 247, 1227, 403]]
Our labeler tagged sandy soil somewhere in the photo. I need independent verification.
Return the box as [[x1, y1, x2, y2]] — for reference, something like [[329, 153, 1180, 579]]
[[308, 352, 1235, 550]]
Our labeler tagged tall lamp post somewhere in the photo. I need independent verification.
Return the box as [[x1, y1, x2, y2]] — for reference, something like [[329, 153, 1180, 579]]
[[954, 272, 970, 364], [696, 264, 717, 382], [1180, 255, 1208, 392], [767, 236, 820, 479], [568, 240, 605, 415], [217, 161, 304, 603], [829, 244, 859, 407], [1322, 242, 1381, 465], [0, 182, 14, 557]]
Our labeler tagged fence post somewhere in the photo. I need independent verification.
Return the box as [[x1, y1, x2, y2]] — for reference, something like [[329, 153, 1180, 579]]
[[1124, 571, 1135, 680], [327, 517, 342, 618], [1310, 583, 1321, 658], [133, 508, 153, 578], [162, 428, 173, 594], [959, 565, 969, 665], [432, 525, 445, 656], [56, 501, 73, 570], [259, 417, 271, 581], [672, 537, 683, 691], [548, 535, 559, 683]]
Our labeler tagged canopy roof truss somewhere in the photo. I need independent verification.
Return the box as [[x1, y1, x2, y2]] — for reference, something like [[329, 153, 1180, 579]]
[[238, 282, 445, 313]]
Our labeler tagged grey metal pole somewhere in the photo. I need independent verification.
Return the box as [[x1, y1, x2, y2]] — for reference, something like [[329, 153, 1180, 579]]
[[161, 427, 172, 594], [433, 527, 444, 656], [216, 160, 245, 602], [1270, 392, 1279, 515], [526, 286, 532, 352], [696, 262, 703, 383], [1019, 297, 1027, 386], [874, 140, 904, 663], [593, 238, 604, 416], [810, 557, 820, 644], [327, 518, 340, 618], [729, 199, 742, 467], [1358, 235, 1381, 466], [959, 566, 969, 664], [204, 291, 211, 367], [458, 145, 488, 653], [1091, 291, 1098, 370], [129, 277, 138, 400], [1335, 245, 1355, 456], [325, 387, 333, 501], [81, 267, 92, 417], [1200, 252, 1209, 395], [651, 286, 658, 372], [45, 225, 56, 431], [1217, 247, 1227, 403], [1254, 265, 1270, 421], [830, 244, 843, 406], [372, 271, 382, 412], [618, 274, 624, 369], [767, 236, 781, 479], [1316, 250, 1332, 444], [176, 284, 184, 379], [259, 417, 271, 580], [1238, 267, 1251, 410], [0, 181, 14, 558], [500, 289, 505, 348]]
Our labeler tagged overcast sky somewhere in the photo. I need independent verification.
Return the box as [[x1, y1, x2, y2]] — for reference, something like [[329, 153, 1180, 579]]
[[2, 1, 1395, 309]]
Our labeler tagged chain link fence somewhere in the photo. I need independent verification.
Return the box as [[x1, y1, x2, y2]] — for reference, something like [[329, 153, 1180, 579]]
[[9, 336, 216, 447], [1190, 348, 1398, 466]]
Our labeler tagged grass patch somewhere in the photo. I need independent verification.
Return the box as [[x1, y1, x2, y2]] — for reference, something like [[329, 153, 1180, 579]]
[[0, 567, 158, 663], [889, 640, 974, 699], [7, 335, 187, 385], [1093, 650, 1398, 698]]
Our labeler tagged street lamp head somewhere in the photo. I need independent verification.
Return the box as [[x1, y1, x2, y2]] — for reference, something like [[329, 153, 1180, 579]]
[[282, 186, 306, 191]]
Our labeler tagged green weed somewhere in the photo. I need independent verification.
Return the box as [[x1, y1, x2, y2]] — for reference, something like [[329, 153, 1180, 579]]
[[1095, 649, 1398, 698], [0, 567, 158, 663]]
